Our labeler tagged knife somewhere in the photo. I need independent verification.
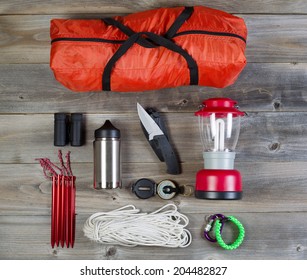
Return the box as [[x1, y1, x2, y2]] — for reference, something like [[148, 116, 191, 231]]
[[137, 103, 181, 174]]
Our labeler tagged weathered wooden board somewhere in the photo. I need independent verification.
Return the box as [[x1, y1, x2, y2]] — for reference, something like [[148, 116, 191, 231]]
[[0, 15, 307, 63], [0, 162, 307, 216], [0, 0, 307, 15], [0, 213, 305, 260], [244, 15, 307, 63], [1, 113, 307, 164], [1, 63, 306, 113]]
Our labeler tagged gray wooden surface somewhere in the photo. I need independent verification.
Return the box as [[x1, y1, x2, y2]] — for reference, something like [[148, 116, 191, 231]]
[[0, 0, 306, 260]]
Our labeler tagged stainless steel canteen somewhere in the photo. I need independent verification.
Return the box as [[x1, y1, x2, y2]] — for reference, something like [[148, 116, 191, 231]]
[[93, 120, 121, 189]]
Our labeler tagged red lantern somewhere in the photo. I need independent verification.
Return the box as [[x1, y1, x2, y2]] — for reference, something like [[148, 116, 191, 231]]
[[195, 98, 245, 199]]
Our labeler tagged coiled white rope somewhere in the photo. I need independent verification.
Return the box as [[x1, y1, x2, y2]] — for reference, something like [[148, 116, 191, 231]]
[[83, 204, 192, 248]]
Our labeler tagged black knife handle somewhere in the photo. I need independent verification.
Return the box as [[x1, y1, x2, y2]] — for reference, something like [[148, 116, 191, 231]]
[[152, 135, 181, 175]]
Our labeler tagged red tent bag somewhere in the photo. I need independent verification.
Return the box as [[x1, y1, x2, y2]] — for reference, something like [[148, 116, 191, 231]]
[[50, 6, 247, 92]]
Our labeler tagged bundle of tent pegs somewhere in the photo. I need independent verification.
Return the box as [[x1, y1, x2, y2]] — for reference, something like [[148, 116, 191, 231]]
[[36, 150, 76, 248]]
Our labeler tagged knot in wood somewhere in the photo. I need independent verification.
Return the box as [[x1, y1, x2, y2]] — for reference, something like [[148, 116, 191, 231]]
[[268, 142, 280, 152]]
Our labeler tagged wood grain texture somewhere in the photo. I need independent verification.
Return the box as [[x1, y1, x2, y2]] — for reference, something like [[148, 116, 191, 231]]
[[1, 113, 307, 164], [1, 0, 307, 15], [0, 213, 306, 260], [0, 63, 307, 113], [244, 15, 307, 63], [0, 15, 307, 63]]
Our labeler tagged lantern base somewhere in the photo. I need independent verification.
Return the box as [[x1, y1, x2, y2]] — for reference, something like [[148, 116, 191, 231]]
[[195, 169, 242, 200], [195, 190, 242, 200]]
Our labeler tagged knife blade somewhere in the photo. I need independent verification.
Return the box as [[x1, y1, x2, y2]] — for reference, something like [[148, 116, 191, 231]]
[[137, 103, 181, 175], [137, 103, 164, 140]]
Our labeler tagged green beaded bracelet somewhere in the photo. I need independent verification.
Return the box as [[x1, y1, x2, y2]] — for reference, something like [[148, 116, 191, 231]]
[[215, 216, 245, 250]]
